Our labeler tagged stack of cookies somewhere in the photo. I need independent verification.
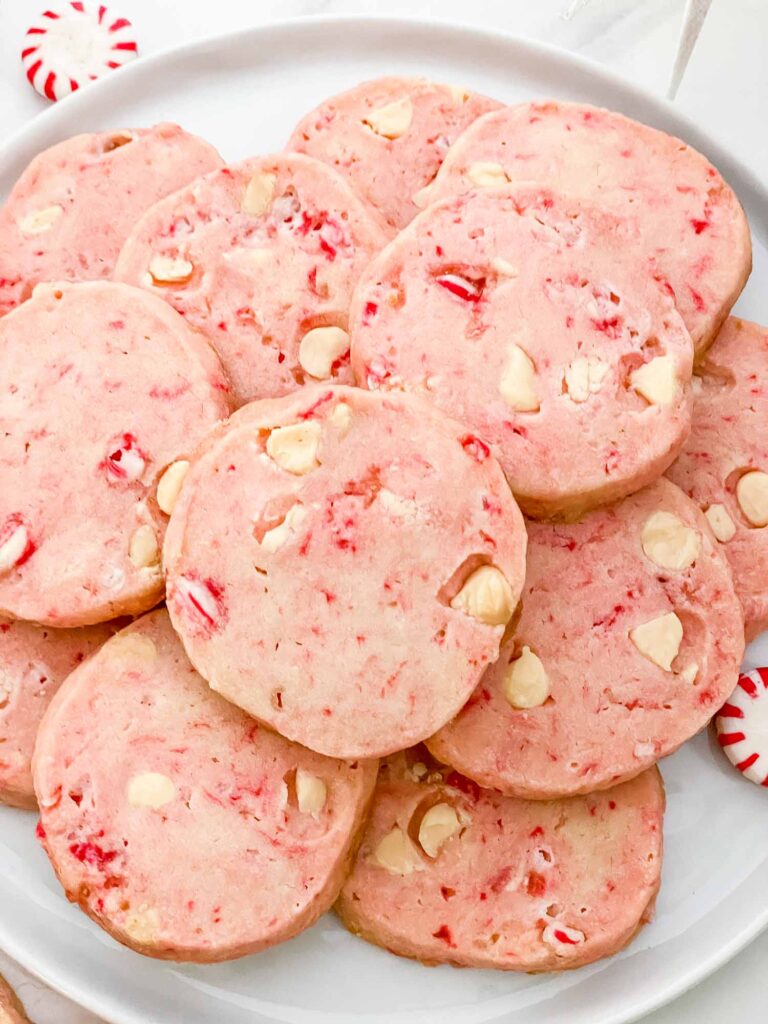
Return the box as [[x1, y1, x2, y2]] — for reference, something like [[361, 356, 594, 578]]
[[0, 76, 759, 971]]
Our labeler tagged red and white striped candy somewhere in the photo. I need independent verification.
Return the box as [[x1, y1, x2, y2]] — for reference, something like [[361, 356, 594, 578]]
[[21, 3, 138, 102], [716, 668, 768, 787]]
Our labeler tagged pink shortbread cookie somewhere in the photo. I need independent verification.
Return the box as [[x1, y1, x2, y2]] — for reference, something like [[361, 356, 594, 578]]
[[33, 609, 378, 963], [0, 616, 117, 808], [286, 76, 501, 230], [428, 479, 744, 798], [0, 123, 222, 316], [163, 385, 527, 759], [338, 750, 664, 971], [115, 154, 390, 407], [350, 187, 694, 519], [0, 974, 30, 1024], [423, 101, 751, 354], [0, 281, 230, 627], [667, 317, 768, 641]]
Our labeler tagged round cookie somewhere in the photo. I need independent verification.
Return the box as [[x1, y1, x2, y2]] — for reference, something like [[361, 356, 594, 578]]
[[0, 280, 230, 627], [164, 385, 526, 759], [0, 974, 30, 1024], [33, 609, 378, 963], [286, 76, 501, 230], [428, 478, 744, 798], [338, 749, 664, 971], [0, 123, 222, 316], [423, 101, 751, 354], [350, 187, 694, 519], [667, 317, 768, 640], [115, 154, 390, 406], [0, 616, 116, 808]]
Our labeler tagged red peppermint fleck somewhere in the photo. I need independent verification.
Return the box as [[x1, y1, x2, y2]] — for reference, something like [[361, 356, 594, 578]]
[[526, 871, 547, 897], [461, 434, 491, 462], [444, 770, 481, 802], [687, 286, 706, 312], [529, 826, 544, 839], [363, 300, 378, 322], [0, 513, 36, 570], [69, 841, 118, 872], [436, 272, 485, 302], [173, 575, 226, 632], [554, 928, 579, 945], [35, 821, 46, 842], [690, 218, 710, 234], [101, 433, 146, 482], [431, 924, 456, 946], [590, 316, 622, 339], [608, 800, 616, 810], [299, 390, 334, 420]]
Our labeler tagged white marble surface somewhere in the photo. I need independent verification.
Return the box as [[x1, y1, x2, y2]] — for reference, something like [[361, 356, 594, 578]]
[[0, 0, 766, 1021]]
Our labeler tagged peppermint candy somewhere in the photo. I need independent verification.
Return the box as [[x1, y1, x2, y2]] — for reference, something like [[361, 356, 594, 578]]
[[22, 2, 138, 102], [716, 668, 768, 786]]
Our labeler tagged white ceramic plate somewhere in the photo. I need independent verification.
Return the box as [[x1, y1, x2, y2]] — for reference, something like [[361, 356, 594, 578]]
[[1, 15, 767, 1024]]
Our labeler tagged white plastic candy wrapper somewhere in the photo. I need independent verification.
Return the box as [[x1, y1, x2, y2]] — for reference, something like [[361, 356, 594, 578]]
[[21, 2, 138, 102], [716, 669, 768, 786]]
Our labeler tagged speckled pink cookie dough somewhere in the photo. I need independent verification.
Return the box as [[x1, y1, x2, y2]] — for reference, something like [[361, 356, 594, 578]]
[[424, 101, 750, 354], [350, 187, 694, 518], [286, 76, 501, 230], [33, 610, 378, 963], [115, 154, 390, 406], [164, 385, 526, 759], [0, 123, 222, 316], [0, 617, 116, 809], [0, 281, 230, 627], [337, 750, 664, 971], [428, 479, 744, 798], [667, 317, 768, 640]]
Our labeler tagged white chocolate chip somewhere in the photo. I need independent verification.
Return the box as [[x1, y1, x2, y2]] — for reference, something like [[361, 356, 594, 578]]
[[224, 246, 272, 271], [363, 97, 413, 139], [18, 205, 63, 235], [499, 344, 540, 412], [491, 257, 518, 277], [156, 460, 190, 516], [411, 184, 434, 208], [629, 612, 683, 671], [266, 421, 322, 475], [298, 326, 350, 380], [242, 172, 276, 216], [411, 761, 428, 780], [417, 802, 461, 857], [633, 741, 656, 759], [641, 511, 700, 571], [295, 768, 327, 816], [630, 355, 680, 406], [450, 565, 515, 626], [128, 525, 159, 569], [0, 522, 29, 575], [107, 632, 157, 664], [736, 471, 768, 527], [678, 662, 699, 684], [260, 503, 308, 553], [123, 905, 160, 944], [127, 772, 176, 809], [467, 161, 510, 187], [329, 401, 352, 435], [564, 356, 610, 402], [447, 84, 471, 104], [148, 255, 193, 285], [378, 489, 422, 521], [705, 503, 736, 542], [502, 646, 551, 709], [371, 826, 424, 875]]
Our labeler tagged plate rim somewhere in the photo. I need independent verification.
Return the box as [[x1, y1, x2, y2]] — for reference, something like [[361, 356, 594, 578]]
[[1, 13, 766, 1024]]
